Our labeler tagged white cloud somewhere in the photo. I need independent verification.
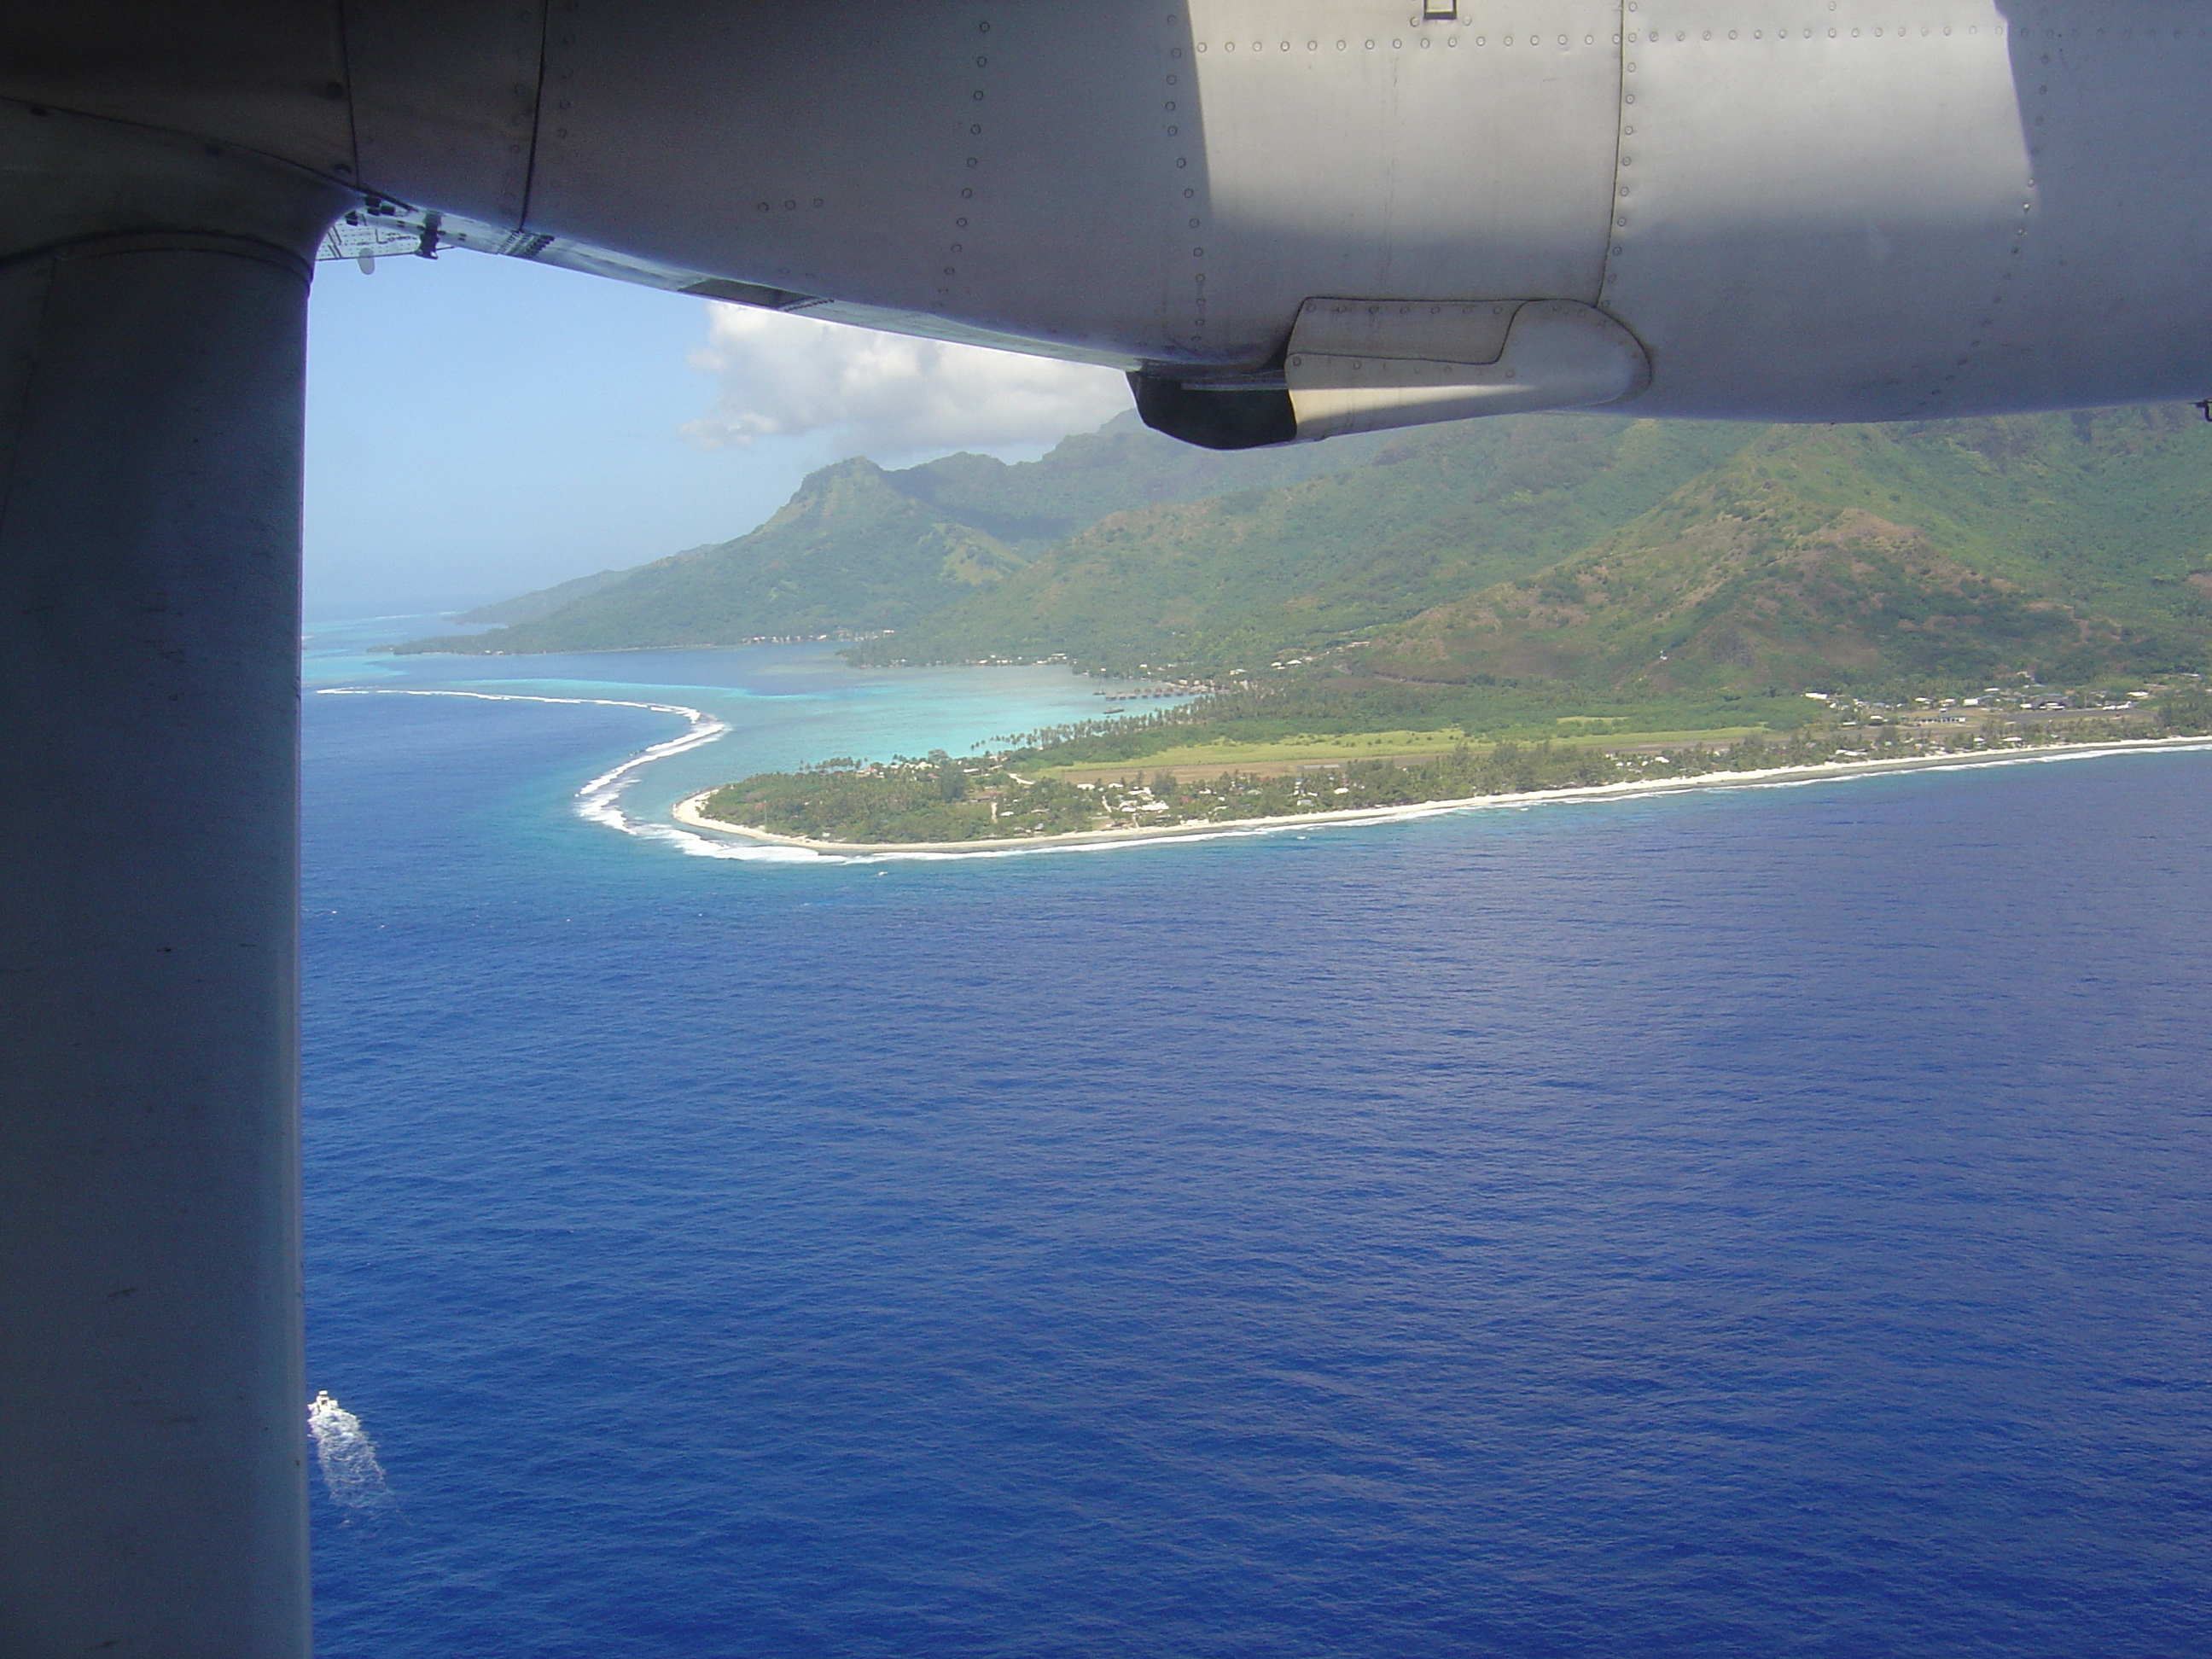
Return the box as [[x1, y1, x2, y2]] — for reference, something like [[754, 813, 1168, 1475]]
[[683, 303, 1132, 458]]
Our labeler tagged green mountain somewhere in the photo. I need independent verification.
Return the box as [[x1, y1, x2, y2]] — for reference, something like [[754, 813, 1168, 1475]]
[[394, 458, 1022, 654], [400, 404, 2212, 702], [852, 416, 1759, 672], [1356, 412, 2212, 695], [454, 564, 643, 626], [390, 413, 1392, 655]]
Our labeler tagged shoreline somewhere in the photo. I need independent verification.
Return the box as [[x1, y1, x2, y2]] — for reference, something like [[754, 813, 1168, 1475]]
[[669, 734, 2212, 858]]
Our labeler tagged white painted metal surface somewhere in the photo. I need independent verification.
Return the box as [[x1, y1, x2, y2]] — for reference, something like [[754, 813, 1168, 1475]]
[[1598, 0, 2212, 420], [9, 3, 2212, 430], [313, 0, 2212, 430], [1181, 0, 1624, 362]]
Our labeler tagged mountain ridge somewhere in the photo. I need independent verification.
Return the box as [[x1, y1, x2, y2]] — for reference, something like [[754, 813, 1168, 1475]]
[[390, 413, 1394, 655], [394, 406, 2212, 701], [1353, 416, 2212, 696]]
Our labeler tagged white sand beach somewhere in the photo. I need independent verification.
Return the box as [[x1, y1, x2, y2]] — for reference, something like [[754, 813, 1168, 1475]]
[[670, 735, 2212, 859]]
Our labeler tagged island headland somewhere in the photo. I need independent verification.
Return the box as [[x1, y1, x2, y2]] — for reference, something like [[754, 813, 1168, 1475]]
[[398, 405, 2212, 848], [673, 696, 2212, 853]]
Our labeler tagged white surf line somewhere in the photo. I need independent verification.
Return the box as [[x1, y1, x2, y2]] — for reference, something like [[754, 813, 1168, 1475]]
[[672, 734, 2212, 864], [321, 687, 2212, 866], [314, 686, 828, 861]]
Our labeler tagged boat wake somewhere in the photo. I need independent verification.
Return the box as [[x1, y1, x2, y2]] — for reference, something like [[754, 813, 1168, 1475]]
[[308, 1389, 394, 1515]]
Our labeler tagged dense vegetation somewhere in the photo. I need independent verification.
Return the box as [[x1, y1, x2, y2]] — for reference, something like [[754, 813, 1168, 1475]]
[[392, 413, 1392, 655], [414, 402, 2212, 832], [850, 416, 1758, 673], [1357, 414, 2212, 696], [451, 565, 634, 626], [981, 678, 1823, 770], [865, 409, 2212, 689], [697, 690, 2207, 846], [402, 409, 2212, 719], [702, 753, 1097, 844]]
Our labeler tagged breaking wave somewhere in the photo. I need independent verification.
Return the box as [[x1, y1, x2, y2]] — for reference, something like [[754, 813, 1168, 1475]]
[[316, 686, 828, 862], [317, 688, 2212, 870], [317, 687, 2212, 870]]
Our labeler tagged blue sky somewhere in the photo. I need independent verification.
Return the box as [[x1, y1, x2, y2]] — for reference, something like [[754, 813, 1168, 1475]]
[[303, 252, 1128, 619]]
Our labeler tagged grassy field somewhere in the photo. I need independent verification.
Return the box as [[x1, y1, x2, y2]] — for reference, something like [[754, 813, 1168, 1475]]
[[1035, 723, 1773, 783]]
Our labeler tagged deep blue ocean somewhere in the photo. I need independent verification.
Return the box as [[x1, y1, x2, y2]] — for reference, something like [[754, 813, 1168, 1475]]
[[301, 620, 2212, 1658]]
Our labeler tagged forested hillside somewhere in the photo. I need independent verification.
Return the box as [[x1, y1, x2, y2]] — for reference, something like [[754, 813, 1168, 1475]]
[[1357, 415, 2212, 696], [397, 406, 2212, 700], [853, 417, 1756, 672], [391, 412, 1388, 655], [870, 408, 2212, 692]]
